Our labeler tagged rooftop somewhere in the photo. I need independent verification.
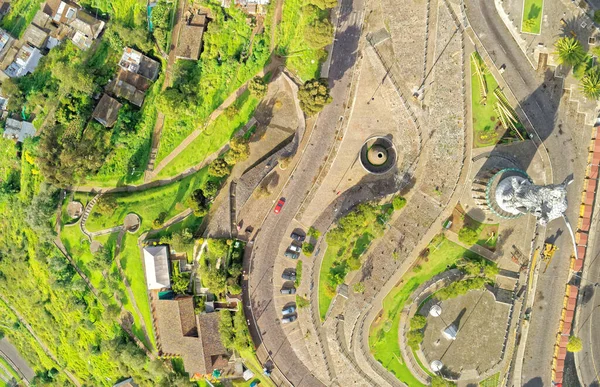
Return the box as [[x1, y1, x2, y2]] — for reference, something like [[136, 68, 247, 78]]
[[143, 245, 171, 290], [175, 14, 207, 60], [43, 0, 79, 24], [119, 47, 160, 81], [3, 118, 36, 142], [92, 94, 122, 127], [22, 23, 48, 48], [69, 10, 104, 40], [107, 69, 151, 107]]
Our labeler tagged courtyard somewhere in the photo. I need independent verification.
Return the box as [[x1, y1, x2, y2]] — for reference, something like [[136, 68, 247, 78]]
[[421, 289, 510, 378]]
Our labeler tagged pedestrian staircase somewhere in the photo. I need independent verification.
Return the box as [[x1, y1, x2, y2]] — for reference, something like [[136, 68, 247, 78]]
[[80, 193, 102, 241]]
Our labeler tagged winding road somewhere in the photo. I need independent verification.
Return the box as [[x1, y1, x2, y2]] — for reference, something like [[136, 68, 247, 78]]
[[244, 0, 365, 385]]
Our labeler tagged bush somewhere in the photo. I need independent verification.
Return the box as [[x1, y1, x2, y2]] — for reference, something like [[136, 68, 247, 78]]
[[208, 158, 231, 177], [302, 242, 315, 256], [458, 226, 479, 246], [409, 315, 427, 330], [248, 76, 268, 98], [595, 10, 600, 24], [304, 19, 334, 49], [353, 282, 365, 293], [295, 260, 303, 286], [152, 211, 168, 228], [296, 295, 309, 308], [392, 196, 407, 210], [298, 78, 332, 116], [567, 336, 583, 352], [407, 329, 424, 350], [435, 277, 486, 300], [308, 226, 321, 239]]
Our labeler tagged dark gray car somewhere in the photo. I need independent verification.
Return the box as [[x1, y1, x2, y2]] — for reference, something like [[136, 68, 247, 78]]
[[282, 271, 297, 281], [281, 315, 297, 324]]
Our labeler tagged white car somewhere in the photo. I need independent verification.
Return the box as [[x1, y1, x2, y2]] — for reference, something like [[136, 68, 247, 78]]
[[288, 244, 301, 253]]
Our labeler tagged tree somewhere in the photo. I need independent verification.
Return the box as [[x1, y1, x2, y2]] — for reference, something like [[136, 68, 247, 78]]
[[224, 138, 250, 166], [483, 263, 499, 280], [186, 189, 209, 217], [406, 329, 424, 350], [248, 76, 268, 98], [308, 0, 338, 9], [458, 227, 479, 246], [567, 335, 583, 352], [392, 196, 407, 210], [96, 195, 117, 216], [554, 37, 587, 66], [581, 66, 600, 99], [302, 242, 315, 256], [304, 19, 334, 49], [207, 239, 230, 259], [409, 314, 427, 330], [298, 78, 333, 116], [208, 158, 230, 177], [202, 180, 219, 199]]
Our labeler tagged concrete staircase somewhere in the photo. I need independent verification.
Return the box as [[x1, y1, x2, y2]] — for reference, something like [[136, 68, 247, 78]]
[[80, 193, 102, 241]]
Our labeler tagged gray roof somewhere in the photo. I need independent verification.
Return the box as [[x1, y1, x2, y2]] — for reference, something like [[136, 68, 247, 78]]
[[3, 118, 36, 142], [69, 10, 104, 39], [143, 245, 171, 290], [22, 23, 48, 48]]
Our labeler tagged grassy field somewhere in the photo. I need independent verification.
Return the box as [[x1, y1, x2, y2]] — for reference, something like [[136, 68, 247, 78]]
[[155, 90, 260, 179], [318, 246, 338, 320], [480, 372, 501, 387], [85, 168, 209, 232], [0, 356, 21, 383], [368, 235, 484, 386], [276, 0, 329, 80], [470, 53, 525, 148], [521, 0, 543, 34]]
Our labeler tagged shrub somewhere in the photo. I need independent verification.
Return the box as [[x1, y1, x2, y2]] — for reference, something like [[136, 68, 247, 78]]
[[567, 336, 583, 352], [304, 19, 334, 49], [595, 10, 600, 24], [353, 282, 365, 293], [295, 260, 303, 286], [302, 242, 315, 256], [248, 76, 268, 98], [308, 226, 321, 239], [458, 226, 479, 246], [409, 315, 427, 330], [392, 196, 407, 210], [296, 295, 309, 308], [208, 158, 231, 177], [407, 329, 424, 350]]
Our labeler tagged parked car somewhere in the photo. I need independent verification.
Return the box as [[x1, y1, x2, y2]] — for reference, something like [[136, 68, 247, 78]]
[[280, 286, 296, 295], [288, 243, 301, 253], [274, 198, 286, 214], [281, 315, 297, 324], [282, 305, 296, 316], [282, 271, 296, 281], [284, 250, 300, 259], [290, 232, 305, 242]]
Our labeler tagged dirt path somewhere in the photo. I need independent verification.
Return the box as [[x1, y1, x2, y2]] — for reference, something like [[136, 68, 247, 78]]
[[144, 58, 282, 181], [270, 0, 284, 52]]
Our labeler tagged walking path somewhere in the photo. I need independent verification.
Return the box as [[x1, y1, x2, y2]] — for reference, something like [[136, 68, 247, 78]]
[[146, 59, 283, 181]]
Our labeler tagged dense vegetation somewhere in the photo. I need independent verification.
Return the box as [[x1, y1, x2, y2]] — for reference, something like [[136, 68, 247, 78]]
[[555, 37, 600, 100]]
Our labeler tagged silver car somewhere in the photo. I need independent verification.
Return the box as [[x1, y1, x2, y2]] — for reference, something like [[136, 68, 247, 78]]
[[280, 287, 296, 295], [282, 315, 297, 324], [288, 244, 301, 253], [282, 305, 296, 316]]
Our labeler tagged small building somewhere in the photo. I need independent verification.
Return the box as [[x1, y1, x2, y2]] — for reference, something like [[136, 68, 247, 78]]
[[4, 44, 42, 78], [175, 13, 208, 61], [92, 94, 122, 128], [106, 69, 151, 107], [112, 378, 138, 387], [68, 10, 104, 50], [142, 245, 171, 290], [155, 296, 233, 379], [119, 47, 160, 81], [3, 118, 36, 142], [22, 23, 48, 49], [43, 0, 79, 24]]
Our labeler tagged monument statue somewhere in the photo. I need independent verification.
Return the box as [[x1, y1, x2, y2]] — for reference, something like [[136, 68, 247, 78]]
[[495, 175, 573, 226]]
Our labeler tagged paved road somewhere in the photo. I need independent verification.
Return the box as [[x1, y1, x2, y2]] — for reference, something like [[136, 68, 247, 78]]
[[0, 338, 34, 383], [466, 0, 587, 385], [244, 0, 365, 385]]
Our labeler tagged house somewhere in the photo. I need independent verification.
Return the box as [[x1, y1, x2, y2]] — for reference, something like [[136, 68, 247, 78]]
[[22, 23, 48, 49], [4, 44, 42, 78], [142, 245, 171, 290], [92, 94, 122, 127], [3, 118, 36, 142], [119, 47, 160, 81], [31, 9, 68, 48], [106, 68, 151, 107], [43, 0, 79, 24], [155, 296, 234, 379], [68, 10, 104, 49], [0, 28, 14, 61], [175, 12, 208, 61], [112, 378, 138, 387]]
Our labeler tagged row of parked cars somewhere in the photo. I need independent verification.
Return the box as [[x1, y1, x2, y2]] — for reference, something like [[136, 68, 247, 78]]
[[280, 231, 306, 324]]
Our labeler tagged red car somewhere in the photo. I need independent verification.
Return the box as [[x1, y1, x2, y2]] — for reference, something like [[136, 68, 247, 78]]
[[274, 198, 286, 214]]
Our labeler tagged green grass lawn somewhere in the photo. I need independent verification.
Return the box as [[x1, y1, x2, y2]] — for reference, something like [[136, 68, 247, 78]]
[[368, 235, 484, 386], [521, 0, 543, 34], [85, 168, 209, 232], [156, 90, 260, 180], [480, 371, 501, 387], [318, 245, 340, 320]]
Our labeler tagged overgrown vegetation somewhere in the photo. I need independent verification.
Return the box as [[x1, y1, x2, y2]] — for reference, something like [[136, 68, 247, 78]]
[[319, 202, 394, 320]]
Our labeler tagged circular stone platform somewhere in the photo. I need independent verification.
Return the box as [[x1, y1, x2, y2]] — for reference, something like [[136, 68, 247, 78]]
[[66, 201, 83, 219], [359, 136, 397, 174], [124, 213, 141, 233], [90, 240, 102, 254]]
